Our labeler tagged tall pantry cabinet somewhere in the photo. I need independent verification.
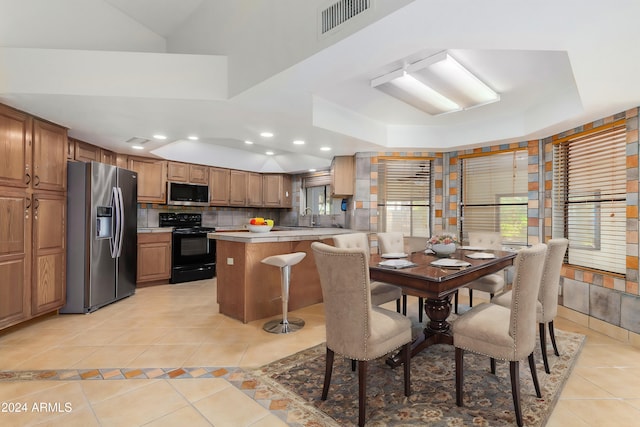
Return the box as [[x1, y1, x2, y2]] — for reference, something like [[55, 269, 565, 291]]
[[0, 104, 67, 330]]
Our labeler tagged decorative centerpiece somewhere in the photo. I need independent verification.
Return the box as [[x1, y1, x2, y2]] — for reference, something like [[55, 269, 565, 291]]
[[428, 233, 459, 257]]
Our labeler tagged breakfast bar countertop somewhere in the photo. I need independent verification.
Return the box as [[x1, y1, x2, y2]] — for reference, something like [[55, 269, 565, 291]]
[[208, 227, 355, 243]]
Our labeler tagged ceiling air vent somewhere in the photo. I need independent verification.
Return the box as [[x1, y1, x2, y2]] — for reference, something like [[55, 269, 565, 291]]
[[320, 0, 372, 35], [125, 137, 150, 145]]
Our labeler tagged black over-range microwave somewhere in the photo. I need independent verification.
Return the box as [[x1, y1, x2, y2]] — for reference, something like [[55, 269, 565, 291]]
[[167, 182, 210, 206]]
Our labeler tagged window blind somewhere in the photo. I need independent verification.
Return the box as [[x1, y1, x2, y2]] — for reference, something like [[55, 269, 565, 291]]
[[378, 158, 431, 237], [461, 150, 528, 245], [553, 125, 626, 274]]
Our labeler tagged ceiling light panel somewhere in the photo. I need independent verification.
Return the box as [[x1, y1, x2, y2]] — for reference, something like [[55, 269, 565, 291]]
[[372, 51, 499, 115]]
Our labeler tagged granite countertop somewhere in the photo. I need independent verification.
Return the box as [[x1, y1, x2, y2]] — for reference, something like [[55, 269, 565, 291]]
[[208, 227, 355, 243], [137, 227, 172, 233]]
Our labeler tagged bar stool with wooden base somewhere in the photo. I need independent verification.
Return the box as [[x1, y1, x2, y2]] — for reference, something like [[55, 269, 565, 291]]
[[261, 252, 307, 334]]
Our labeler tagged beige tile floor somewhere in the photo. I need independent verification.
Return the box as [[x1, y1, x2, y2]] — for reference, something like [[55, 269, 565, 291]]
[[1, 278, 639, 426]]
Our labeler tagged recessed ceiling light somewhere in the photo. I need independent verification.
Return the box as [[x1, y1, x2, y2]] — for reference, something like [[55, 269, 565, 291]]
[[187, 135, 199, 140], [260, 132, 274, 138], [293, 140, 305, 145], [320, 146, 331, 151], [245, 140, 254, 145], [265, 151, 274, 155], [153, 134, 167, 140], [308, 168, 316, 172], [132, 145, 145, 150]]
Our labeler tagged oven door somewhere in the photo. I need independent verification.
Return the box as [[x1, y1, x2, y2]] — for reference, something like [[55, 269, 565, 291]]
[[172, 231, 216, 267]]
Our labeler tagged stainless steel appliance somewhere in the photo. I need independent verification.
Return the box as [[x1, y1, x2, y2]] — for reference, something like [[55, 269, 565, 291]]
[[167, 182, 209, 206], [61, 161, 137, 313], [159, 212, 216, 283]]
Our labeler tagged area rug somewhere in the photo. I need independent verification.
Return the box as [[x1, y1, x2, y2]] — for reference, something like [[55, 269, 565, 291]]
[[252, 328, 585, 426]]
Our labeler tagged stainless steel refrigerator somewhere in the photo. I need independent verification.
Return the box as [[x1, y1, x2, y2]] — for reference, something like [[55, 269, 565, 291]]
[[61, 161, 137, 313]]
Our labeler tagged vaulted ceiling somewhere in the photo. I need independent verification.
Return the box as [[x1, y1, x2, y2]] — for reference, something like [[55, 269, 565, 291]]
[[2, 0, 639, 172]]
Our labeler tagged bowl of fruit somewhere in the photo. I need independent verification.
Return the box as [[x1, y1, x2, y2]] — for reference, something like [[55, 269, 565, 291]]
[[246, 217, 274, 233]]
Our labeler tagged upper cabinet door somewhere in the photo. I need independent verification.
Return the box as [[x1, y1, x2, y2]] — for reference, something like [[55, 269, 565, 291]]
[[209, 167, 230, 206], [189, 164, 209, 184], [128, 157, 167, 203], [0, 104, 30, 189], [229, 170, 247, 206], [32, 119, 67, 192], [167, 162, 189, 182]]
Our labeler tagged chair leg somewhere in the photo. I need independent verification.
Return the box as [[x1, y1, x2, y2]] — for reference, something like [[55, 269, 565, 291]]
[[322, 348, 334, 400], [539, 322, 550, 374], [351, 359, 356, 372], [490, 357, 496, 374], [403, 342, 411, 397], [402, 294, 408, 315], [358, 360, 367, 427], [469, 289, 474, 308], [418, 297, 424, 323], [549, 321, 560, 356], [455, 347, 464, 406], [454, 291, 459, 314], [528, 353, 542, 398], [509, 360, 523, 427]]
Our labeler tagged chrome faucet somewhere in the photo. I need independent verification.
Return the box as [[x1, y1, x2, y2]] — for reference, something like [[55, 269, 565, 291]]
[[302, 207, 313, 216], [300, 207, 314, 227]]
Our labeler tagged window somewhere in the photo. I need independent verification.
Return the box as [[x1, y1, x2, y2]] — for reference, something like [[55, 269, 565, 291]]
[[378, 158, 431, 237], [305, 185, 331, 215], [302, 172, 332, 215], [461, 150, 528, 245], [553, 124, 626, 274]]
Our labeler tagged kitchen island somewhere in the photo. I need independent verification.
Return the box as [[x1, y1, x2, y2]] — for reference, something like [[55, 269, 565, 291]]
[[208, 228, 354, 323]]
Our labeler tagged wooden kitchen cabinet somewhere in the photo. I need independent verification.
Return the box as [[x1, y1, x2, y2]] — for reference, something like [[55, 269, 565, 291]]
[[0, 104, 30, 189], [263, 174, 292, 207], [330, 155, 355, 197], [167, 162, 189, 182], [0, 104, 67, 330], [0, 188, 30, 329], [229, 170, 248, 206], [31, 192, 66, 315], [209, 166, 230, 206], [137, 232, 172, 285], [247, 172, 263, 207], [101, 149, 115, 165], [128, 156, 167, 203], [168, 162, 208, 184], [74, 139, 101, 162], [32, 119, 67, 193]]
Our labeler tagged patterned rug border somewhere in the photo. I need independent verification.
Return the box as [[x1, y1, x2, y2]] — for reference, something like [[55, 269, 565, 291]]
[[251, 329, 586, 426]]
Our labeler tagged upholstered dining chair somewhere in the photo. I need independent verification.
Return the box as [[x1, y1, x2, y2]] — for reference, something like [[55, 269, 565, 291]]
[[311, 241, 412, 427], [377, 232, 425, 321], [455, 231, 505, 313], [492, 238, 569, 374], [453, 243, 547, 427], [333, 233, 403, 313]]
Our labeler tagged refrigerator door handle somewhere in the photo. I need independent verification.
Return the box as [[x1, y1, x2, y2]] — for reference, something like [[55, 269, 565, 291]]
[[111, 186, 121, 258], [116, 187, 125, 258]]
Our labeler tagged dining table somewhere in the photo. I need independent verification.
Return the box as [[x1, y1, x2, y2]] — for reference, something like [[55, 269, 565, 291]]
[[369, 248, 517, 367]]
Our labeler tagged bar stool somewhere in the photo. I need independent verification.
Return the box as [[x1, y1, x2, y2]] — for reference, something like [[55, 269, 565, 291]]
[[261, 252, 307, 334]]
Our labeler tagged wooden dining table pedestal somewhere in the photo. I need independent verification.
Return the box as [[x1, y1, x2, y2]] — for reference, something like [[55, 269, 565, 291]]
[[369, 249, 517, 368]]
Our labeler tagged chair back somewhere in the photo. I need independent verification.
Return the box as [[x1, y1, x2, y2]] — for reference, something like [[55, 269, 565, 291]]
[[468, 231, 502, 250], [332, 232, 371, 257], [538, 238, 569, 322], [508, 243, 547, 360], [311, 241, 372, 359], [377, 232, 404, 254], [404, 236, 428, 254]]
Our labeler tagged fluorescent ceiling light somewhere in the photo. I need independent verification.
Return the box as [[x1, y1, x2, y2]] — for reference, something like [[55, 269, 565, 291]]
[[153, 134, 167, 140], [371, 51, 499, 115], [132, 145, 144, 150], [320, 146, 331, 151], [244, 140, 254, 144], [187, 135, 199, 140], [260, 131, 274, 138], [265, 151, 274, 155], [293, 140, 305, 145]]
